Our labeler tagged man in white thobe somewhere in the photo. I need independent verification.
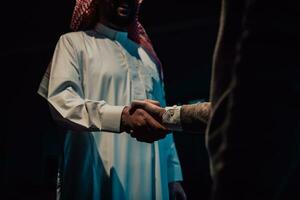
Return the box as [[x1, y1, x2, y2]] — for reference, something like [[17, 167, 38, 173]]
[[38, 0, 185, 199]]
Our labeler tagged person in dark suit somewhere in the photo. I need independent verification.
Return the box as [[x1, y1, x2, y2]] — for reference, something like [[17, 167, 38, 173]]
[[129, 0, 300, 199]]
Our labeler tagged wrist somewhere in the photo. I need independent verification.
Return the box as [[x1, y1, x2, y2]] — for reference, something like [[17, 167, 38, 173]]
[[162, 105, 182, 131], [158, 108, 167, 122], [120, 106, 131, 132]]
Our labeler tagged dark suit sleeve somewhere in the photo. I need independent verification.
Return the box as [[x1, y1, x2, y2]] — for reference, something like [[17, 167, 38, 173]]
[[212, 1, 300, 199]]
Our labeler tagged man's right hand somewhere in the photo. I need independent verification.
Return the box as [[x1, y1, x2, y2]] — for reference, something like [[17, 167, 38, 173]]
[[120, 106, 168, 143], [130, 99, 166, 122]]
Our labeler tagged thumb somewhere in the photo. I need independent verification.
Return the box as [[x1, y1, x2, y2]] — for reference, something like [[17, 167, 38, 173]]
[[144, 99, 161, 107], [130, 100, 163, 119], [129, 100, 147, 114]]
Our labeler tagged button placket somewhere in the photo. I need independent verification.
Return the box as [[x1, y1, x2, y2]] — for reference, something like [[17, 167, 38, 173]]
[[130, 58, 147, 100], [114, 40, 148, 101]]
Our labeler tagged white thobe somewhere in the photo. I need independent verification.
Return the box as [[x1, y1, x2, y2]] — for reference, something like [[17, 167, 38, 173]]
[[38, 23, 182, 200]]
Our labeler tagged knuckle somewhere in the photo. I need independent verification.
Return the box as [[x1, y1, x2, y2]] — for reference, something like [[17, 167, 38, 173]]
[[136, 108, 144, 115]]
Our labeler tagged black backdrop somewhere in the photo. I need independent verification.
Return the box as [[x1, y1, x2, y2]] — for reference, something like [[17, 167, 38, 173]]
[[1, 1, 220, 199]]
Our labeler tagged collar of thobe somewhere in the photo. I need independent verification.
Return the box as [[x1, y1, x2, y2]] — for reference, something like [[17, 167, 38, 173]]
[[95, 23, 128, 44]]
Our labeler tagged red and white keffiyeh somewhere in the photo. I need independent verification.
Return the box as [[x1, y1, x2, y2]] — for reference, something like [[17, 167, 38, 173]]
[[70, 0, 163, 79]]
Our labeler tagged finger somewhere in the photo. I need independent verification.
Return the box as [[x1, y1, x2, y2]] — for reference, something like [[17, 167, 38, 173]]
[[144, 99, 161, 106], [129, 131, 138, 138], [133, 130, 165, 143], [130, 109, 167, 142], [130, 101, 156, 116], [136, 122, 161, 143], [134, 130, 158, 143], [131, 100, 159, 109], [144, 112, 168, 138], [129, 117, 156, 142], [135, 132, 153, 142], [131, 132, 155, 143], [146, 114, 167, 131], [129, 100, 147, 114], [132, 101, 163, 121], [131, 100, 150, 109], [143, 102, 164, 118], [132, 121, 165, 143]]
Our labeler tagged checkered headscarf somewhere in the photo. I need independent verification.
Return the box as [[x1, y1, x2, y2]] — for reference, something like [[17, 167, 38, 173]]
[[70, 0, 163, 79]]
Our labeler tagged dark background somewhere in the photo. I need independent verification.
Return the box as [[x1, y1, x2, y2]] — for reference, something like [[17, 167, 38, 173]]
[[1, 1, 220, 199]]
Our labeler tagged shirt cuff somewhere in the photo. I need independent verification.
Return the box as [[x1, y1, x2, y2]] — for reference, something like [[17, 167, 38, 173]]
[[100, 105, 125, 133], [162, 105, 183, 132]]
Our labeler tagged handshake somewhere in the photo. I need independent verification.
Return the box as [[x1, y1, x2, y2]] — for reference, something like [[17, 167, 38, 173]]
[[121, 99, 170, 143]]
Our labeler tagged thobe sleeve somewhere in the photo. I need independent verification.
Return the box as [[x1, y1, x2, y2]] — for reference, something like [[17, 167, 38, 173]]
[[43, 34, 125, 132], [167, 137, 183, 182]]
